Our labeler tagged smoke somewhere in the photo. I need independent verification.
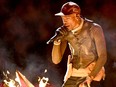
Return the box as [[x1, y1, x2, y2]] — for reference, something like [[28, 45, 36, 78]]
[[0, 40, 17, 81], [0, 43, 63, 86], [23, 54, 47, 82], [99, 17, 116, 60], [23, 54, 63, 86], [105, 29, 116, 59]]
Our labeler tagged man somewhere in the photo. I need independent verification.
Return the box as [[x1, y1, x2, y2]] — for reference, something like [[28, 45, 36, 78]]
[[50, 1, 107, 87]]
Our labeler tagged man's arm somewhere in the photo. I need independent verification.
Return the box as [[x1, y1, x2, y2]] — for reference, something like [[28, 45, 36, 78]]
[[89, 24, 107, 78], [52, 40, 67, 64]]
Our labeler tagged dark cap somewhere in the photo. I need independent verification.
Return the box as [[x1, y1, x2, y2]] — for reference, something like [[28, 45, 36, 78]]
[[55, 1, 80, 16]]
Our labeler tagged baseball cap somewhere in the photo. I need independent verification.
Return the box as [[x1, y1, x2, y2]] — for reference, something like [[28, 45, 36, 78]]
[[55, 1, 80, 16]]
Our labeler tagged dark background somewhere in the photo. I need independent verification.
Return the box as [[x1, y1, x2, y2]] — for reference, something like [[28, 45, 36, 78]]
[[0, 0, 116, 87]]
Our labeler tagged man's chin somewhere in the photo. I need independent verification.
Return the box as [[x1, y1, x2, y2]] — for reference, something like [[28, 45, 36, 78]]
[[67, 28, 72, 31]]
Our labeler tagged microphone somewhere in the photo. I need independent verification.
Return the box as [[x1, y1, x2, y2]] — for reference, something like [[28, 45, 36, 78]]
[[46, 26, 65, 44]]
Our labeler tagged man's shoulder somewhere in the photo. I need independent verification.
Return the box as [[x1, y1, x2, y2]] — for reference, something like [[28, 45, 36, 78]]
[[83, 18, 102, 31], [84, 18, 93, 23], [84, 18, 101, 28]]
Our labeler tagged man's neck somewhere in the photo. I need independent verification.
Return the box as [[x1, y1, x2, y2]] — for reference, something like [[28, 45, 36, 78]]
[[71, 18, 84, 33]]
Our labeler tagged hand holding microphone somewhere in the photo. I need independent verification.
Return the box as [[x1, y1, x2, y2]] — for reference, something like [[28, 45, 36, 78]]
[[46, 26, 69, 44]]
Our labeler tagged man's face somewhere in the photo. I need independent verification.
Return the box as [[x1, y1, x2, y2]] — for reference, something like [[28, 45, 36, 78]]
[[61, 13, 81, 31]]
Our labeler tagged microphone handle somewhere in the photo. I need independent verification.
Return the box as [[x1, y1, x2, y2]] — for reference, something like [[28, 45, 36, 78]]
[[46, 33, 62, 44]]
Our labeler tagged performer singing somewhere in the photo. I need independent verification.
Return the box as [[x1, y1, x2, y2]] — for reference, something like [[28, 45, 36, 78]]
[[49, 1, 107, 87]]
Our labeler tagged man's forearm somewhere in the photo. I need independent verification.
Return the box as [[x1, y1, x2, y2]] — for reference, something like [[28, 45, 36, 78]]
[[89, 54, 107, 78], [52, 41, 62, 64]]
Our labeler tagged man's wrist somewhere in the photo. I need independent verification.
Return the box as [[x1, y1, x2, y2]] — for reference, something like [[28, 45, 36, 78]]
[[53, 40, 61, 45]]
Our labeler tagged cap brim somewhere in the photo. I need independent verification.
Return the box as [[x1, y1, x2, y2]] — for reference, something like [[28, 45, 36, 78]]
[[55, 12, 65, 16]]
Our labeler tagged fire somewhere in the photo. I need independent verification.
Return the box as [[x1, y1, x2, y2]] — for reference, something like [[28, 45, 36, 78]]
[[38, 77, 49, 87], [38, 69, 49, 87], [3, 69, 50, 87], [4, 79, 19, 87], [3, 71, 20, 87]]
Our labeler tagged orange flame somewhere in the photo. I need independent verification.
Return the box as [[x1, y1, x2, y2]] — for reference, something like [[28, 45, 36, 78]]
[[3, 69, 49, 87]]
